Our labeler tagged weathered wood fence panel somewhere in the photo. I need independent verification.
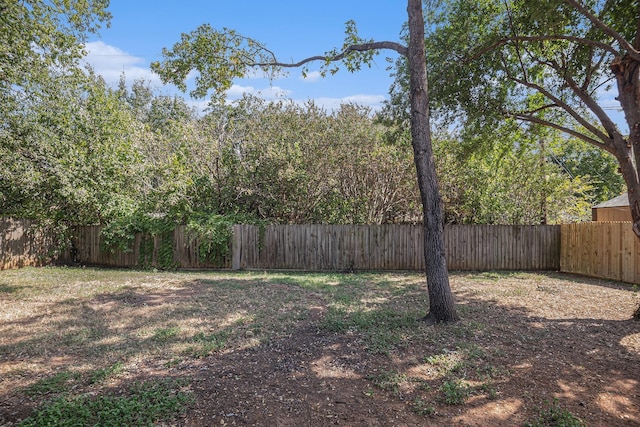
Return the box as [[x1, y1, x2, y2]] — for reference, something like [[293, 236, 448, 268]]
[[69, 225, 231, 269], [232, 224, 560, 271], [0, 218, 52, 270], [560, 222, 640, 284], [11, 219, 640, 283]]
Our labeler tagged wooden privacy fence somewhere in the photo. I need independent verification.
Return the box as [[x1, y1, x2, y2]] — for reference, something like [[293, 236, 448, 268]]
[[232, 224, 560, 271], [6, 219, 640, 285], [0, 218, 53, 270], [1, 221, 560, 271], [560, 222, 640, 284], [68, 225, 231, 269]]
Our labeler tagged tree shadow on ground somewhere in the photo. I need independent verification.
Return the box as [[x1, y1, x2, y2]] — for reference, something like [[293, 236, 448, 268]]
[[1, 270, 638, 426]]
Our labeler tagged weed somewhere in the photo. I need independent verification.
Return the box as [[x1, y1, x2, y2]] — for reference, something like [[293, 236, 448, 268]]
[[525, 399, 585, 427], [425, 351, 466, 376], [165, 358, 183, 368], [443, 320, 486, 339], [477, 364, 509, 379], [411, 397, 435, 416], [412, 378, 431, 391], [89, 362, 124, 384], [477, 380, 498, 399], [368, 370, 406, 395], [186, 331, 227, 358], [366, 329, 404, 355], [320, 305, 421, 354], [319, 306, 350, 332], [455, 343, 486, 360], [152, 326, 180, 343], [439, 379, 471, 405], [24, 371, 80, 397], [18, 379, 192, 427]]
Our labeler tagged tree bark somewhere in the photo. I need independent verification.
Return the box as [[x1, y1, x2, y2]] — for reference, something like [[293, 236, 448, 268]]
[[407, 0, 459, 323], [611, 52, 640, 320], [611, 54, 640, 240]]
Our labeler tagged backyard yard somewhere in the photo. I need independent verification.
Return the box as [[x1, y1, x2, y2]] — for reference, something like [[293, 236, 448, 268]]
[[0, 267, 638, 426]]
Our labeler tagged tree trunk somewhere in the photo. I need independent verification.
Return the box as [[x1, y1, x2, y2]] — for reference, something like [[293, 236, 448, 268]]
[[611, 54, 640, 240], [611, 51, 640, 320], [407, 0, 459, 323]]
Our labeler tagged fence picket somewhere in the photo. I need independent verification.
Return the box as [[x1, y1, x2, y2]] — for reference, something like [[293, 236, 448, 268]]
[[3, 219, 638, 285]]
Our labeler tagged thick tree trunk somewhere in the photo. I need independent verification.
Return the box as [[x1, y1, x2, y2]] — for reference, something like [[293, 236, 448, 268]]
[[611, 52, 640, 320], [611, 54, 640, 240], [407, 0, 458, 323]]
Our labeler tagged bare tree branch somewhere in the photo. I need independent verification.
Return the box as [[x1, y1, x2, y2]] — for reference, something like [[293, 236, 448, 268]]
[[503, 0, 530, 80], [468, 35, 622, 63], [563, 0, 640, 59], [517, 103, 561, 115], [253, 41, 408, 68], [509, 112, 615, 153], [508, 72, 611, 142], [554, 59, 622, 139]]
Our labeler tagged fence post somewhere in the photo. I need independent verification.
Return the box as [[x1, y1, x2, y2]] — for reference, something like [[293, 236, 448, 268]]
[[231, 224, 241, 270]]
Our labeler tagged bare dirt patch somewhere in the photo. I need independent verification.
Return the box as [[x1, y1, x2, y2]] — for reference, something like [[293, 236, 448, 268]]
[[0, 268, 638, 426]]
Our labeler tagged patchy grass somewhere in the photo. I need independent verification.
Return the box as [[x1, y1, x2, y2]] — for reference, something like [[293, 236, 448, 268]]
[[368, 370, 407, 395], [1, 267, 639, 425], [525, 399, 586, 427], [18, 378, 192, 427]]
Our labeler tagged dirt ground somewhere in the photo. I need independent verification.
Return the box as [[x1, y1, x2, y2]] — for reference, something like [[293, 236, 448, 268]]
[[181, 276, 640, 426], [1, 269, 639, 426]]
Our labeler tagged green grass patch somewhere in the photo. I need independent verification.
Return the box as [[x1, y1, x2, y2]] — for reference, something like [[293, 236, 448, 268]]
[[89, 362, 124, 385], [320, 305, 422, 354], [411, 397, 435, 416], [24, 371, 81, 397], [152, 326, 181, 343], [0, 283, 24, 294], [525, 399, 586, 427], [185, 331, 228, 358], [19, 379, 192, 427], [368, 370, 407, 395], [439, 379, 472, 405]]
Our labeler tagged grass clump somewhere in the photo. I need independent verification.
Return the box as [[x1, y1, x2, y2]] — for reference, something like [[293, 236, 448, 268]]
[[89, 362, 124, 385], [185, 331, 228, 358], [411, 397, 435, 416], [320, 305, 421, 354], [525, 399, 585, 427], [152, 326, 181, 343], [18, 378, 192, 427], [439, 379, 472, 405], [425, 352, 466, 376], [368, 370, 407, 395], [24, 371, 80, 397]]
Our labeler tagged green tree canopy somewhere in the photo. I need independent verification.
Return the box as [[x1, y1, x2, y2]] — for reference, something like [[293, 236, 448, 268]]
[[413, 0, 639, 236]]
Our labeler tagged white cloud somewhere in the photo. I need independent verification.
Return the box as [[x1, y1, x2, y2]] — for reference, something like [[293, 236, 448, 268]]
[[82, 41, 161, 86], [225, 84, 292, 100], [185, 98, 211, 114], [226, 84, 256, 98], [81, 42, 388, 116]]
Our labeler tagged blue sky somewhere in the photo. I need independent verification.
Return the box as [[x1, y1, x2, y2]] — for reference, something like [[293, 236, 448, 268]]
[[84, 1, 408, 111], [83, 1, 627, 132]]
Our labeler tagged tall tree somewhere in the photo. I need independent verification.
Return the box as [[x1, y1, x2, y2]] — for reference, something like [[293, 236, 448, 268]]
[[0, 0, 126, 226], [431, 126, 597, 225], [421, 0, 640, 238], [152, 0, 459, 322], [0, 0, 111, 135]]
